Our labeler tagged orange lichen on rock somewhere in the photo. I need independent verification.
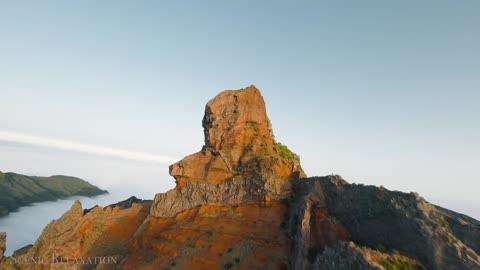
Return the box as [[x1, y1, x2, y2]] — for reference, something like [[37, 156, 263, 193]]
[[310, 208, 350, 249], [170, 149, 234, 185], [122, 202, 291, 270], [15, 198, 151, 270]]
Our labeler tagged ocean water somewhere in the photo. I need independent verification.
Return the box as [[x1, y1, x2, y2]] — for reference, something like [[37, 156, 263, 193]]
[[0, 191, 144, 256], [0, 143, 478, 256], [0, 143, 176, 256]]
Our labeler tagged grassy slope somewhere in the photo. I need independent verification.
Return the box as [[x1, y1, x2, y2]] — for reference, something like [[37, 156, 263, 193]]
[[0, 171, 107, 217]]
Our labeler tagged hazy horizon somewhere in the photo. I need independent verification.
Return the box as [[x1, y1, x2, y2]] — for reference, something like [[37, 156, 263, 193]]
[[0, 139, 479, 221]]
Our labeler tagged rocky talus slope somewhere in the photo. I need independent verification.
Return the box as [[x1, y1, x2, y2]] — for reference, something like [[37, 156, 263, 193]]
[[1, 85, 479, 270]]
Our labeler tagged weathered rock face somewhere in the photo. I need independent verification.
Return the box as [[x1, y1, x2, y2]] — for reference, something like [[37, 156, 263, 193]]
[[151, 177, 267, 218], [314, 241, 426, 270], [170, 85, 304, 185], [0, 232, 6, 259], [12, 198, 151, 270], [12, 244, 33, 258], [202, 86, 273, 166], [314, 241, 383, 270], [0, 233, 18, 270], [288, 176, 350, 270], [296, 176, 480, 270], [153, 86, 305, 217], [434, 205, 480, 255], [123, 203, 291, 270]]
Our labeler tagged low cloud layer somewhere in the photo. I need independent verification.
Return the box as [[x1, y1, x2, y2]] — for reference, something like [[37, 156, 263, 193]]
[[0, 131, 177, 165]]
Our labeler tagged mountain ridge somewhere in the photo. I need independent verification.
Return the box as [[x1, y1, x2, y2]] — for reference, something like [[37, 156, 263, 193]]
[[0, 172, 107, 218], [0, 86, 478, 270]]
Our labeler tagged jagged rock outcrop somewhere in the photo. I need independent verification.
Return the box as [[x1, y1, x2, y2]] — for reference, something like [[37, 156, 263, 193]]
[[151, 177, 267, 217], [322, 177, 480, 270], [12, 245, 33, 258], [314, 241, 383, 270], [0, 232, 6, 259], [434, 205, 480, 255], [152, 85, 304, 217], [292, 176, 480, 270], [173, 86, 304, 184], [314, 241, 426, 270], [9, 198, 151, 270], [288, 176, 350, 270], [0, 233, 16, 270], [107, 196, 145, 209]]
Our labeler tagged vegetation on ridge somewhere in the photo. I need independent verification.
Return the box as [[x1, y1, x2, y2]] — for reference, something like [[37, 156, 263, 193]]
[[274, 142, 295, 160], [379, 258, 426, 270], [0, 172, 107, 217]]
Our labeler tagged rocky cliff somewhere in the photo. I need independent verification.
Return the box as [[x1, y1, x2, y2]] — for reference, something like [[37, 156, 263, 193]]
[[151, 86, 304, 218], [288, 176, 480, 270], [1, 85, 479, 270], [0, 197, 151, 270]]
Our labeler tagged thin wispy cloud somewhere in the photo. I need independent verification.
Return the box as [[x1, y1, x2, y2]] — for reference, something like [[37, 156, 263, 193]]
[[0, 131, 177, 164]]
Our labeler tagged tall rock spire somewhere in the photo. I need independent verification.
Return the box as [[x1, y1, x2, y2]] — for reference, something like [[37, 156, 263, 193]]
[[152, 86, 305, 217], [169, 85, 304, 187]]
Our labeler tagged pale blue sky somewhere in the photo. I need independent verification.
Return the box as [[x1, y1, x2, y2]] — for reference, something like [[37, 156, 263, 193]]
[[0, 1, 479, 217]]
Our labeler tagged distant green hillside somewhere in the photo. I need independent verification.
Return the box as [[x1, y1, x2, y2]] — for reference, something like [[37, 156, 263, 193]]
[[0, 171, 107, 217]]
